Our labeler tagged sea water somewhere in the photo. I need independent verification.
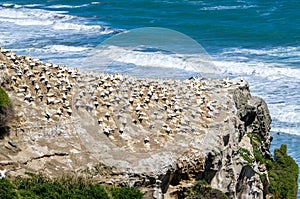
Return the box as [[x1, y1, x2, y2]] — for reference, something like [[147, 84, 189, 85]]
[[0, 0, 299, 195]]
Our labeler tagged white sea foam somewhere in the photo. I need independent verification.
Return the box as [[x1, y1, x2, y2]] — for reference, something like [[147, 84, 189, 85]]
[[46, 45, 90, 53], [46, 4, 90, 9], [86, 45, 219, 75], [22, 45, 90, 57], [52, 22, 111, 33], [271, 127, 300, 136], [1, 3, 14, 7], [24, 4, 43, 8], [221, 46, 300, 58], [200, 5, 256, 11], [91, 2, 101, 5], [0, 7, 73, 25], [0, 6, 115, 34], [270, 105, 300, 124], [213, 59, 300, 80], [214, 46, 300, 80]]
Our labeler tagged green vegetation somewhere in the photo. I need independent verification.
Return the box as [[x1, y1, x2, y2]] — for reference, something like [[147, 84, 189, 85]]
[[248, 132, 298, 198], [185, 180, 228, 199], [0, 174, 143, 199], [0, 86, 12, 138], [239, 148, 254, 166], [0, 178, 17, 199], [247, 133, 272, 168], [247, 132, 262, 149], [268, 144, 298, 199], [0, 87, 10, 107]]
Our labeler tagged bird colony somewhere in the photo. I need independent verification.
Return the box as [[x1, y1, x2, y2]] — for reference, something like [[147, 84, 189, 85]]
[[0, 46, 239, 150]]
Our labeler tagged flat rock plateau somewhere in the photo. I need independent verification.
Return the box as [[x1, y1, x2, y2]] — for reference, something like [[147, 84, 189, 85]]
[[0, 47, 272, 198]]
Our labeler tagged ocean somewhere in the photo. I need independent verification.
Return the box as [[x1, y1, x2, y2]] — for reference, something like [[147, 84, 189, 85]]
[[0, 0, 299, 195]]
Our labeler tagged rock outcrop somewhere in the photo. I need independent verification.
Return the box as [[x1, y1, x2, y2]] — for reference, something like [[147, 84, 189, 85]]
[[0, 47, 273, 198]]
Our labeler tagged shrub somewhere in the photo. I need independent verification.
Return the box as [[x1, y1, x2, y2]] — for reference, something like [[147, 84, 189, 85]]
[[239, 148, 254, 165], [4, 174, 143, 199], [0, 87, 12, 138], [268, 144, 298, 199], [0, 178, 17, 199], [185, 180, 228, 199]]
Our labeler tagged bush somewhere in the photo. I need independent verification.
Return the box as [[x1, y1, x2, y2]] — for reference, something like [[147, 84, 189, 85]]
[[185, 180, 228, 199], [239, 148, 254, 165], [2, 174, 143, 199], [0, 87, 12, 138], [0, 178, 17, 199], [268, 144, 298, 199]]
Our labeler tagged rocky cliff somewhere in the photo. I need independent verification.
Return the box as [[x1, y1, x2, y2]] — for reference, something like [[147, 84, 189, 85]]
[[0, 47, 274, 198]]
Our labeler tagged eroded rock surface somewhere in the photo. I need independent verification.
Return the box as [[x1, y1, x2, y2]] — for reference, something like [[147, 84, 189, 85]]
[[0, 47, 272, 198]]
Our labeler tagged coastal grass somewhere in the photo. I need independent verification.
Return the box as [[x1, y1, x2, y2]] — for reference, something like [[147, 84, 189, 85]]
[[0, 87, 10, 107], [0, 174, 143, 199]]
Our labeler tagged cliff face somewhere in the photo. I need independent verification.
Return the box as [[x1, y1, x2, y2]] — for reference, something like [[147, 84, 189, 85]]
[[0, 47, 273, 198]]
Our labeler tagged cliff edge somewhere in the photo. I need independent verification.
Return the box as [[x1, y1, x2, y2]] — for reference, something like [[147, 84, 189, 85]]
[[0, 47, 296, 198]]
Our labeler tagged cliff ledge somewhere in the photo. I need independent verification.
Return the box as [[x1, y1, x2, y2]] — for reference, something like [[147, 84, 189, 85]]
[[0, 47, 291, 198]]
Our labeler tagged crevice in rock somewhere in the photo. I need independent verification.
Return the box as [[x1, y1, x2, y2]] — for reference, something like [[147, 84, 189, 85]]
[[23, 152, 69, 165], [240, 106, 257, 129], [160, 169, 173, 193], [0, 126, 10, 139], [223, 134, 230, 146], [236, 165, 256, 195], [0, 161, 14, 166], [197, 152, 220, 184]]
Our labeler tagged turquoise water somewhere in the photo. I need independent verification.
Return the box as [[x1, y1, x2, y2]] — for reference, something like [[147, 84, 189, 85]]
[[0, 0, 299, 196]]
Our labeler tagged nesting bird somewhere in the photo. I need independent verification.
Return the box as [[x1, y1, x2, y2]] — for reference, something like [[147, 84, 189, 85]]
[[45, 110, 51, 120]]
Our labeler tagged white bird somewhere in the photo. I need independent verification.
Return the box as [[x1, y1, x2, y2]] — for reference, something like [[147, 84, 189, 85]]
[[35, 84, 40, 93], [45, 110, 51, 120], [207, 103, 215, 112], [24, 93, 33, 102], [56, 108, 62, 116], [135, 104, 142, 112], [23, 66, 29, 74], [62, 94, 67, 102], [98, 118, 103, 125], [46, 84, 51, 92], [47, 97, 55, 105], [16, 70, 22, 78], [103, 128, 110, 136], [91, 100, 98, 108], [27, 71, 34, 79], [105, 112, 110, 120], [55, 81, 62, 88], [11, 76, 17, 82], [144, 137, 150, 144], [67, 109, 72, 116], [0, 169, 7, 179], [18, 88, 26, 93], [38, 93, 43, 101], [166, 127, 171, 134]]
